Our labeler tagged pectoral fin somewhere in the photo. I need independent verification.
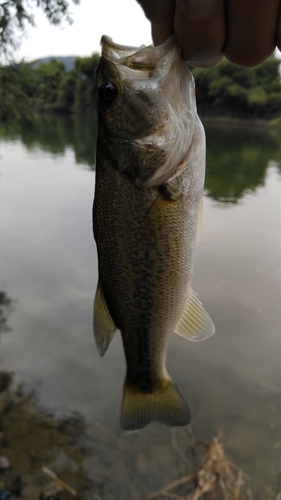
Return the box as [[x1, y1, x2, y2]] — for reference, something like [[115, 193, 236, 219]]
[[93, 280, 117, 356], [175, 288, 215, 341]]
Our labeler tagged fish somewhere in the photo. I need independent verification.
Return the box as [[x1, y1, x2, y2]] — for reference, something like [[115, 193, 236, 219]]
[[93, 35, 215, 432]]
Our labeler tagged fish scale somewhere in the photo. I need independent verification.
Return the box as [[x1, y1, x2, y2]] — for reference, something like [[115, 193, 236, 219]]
[[93, 35, 215, 431]]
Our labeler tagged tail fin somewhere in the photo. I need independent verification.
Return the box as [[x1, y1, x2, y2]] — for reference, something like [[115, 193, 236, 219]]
[[120, 379, 190, 432]]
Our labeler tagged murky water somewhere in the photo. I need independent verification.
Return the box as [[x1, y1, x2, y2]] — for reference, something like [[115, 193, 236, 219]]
[[0, 115, 280, 498]]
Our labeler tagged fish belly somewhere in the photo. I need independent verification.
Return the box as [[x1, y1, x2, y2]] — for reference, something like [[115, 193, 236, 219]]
[[93, 145, 200, 430]]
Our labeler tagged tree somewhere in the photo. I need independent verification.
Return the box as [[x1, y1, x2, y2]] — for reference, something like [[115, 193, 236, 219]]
[[0, 62, 35, 120], [34, 59, 66, 111], [0, 52, 101, 121], [72, 54, 99, 111], [191, 54, 281, 119], [0, 0, 80, 59]]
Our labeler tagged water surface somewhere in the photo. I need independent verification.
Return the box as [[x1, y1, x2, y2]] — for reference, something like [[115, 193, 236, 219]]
[[0, 115, 280, 497]]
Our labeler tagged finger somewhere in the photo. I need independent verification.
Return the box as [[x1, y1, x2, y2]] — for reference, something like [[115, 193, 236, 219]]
[[137, 0, 175, 45], [224, 0, 280, 67], [174, 0, 225, 67], [277, 3, 281, 51]]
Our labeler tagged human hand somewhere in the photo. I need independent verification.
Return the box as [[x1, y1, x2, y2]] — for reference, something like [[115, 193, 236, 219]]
[[138, 0, 281, 67]]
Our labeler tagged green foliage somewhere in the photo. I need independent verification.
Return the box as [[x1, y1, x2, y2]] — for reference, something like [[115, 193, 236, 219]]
[[204, 122, 281, 203], [0, 0, 80, 58], [0, 52, 280, 123], [57, 72, 77, 109], [192, 55, 281, 119], [0, 113, 97, 167], [0, 63, 34, 120], [32, 53, 100, 113], [34, 59, 66, 111], [0, 52, 100, 121], [71, 54, 100, 111]]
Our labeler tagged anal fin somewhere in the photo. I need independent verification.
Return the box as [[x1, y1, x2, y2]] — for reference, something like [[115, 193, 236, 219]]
[[175, 288, 215, 341], [93, 280, 117, 356]]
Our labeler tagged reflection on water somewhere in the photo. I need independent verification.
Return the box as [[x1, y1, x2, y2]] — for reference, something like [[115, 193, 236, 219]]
[[0, 116, 280, 497], [0, 291, 14, 334], [0, 387, 92, 499], [0, 113, 97, 169], [1, 382, 256, 499], [1, 116, 280, 204], [205, 122, 281, 203]]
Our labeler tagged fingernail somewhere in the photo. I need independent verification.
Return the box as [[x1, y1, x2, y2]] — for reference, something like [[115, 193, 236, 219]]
[[186, 0, 214, 18]]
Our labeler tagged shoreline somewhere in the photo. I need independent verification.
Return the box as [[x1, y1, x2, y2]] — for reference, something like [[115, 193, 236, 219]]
[[200, 115, 281, 127], [1, 371, 280, 499]]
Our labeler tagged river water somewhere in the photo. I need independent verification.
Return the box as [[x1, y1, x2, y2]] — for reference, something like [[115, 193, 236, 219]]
[[0, 114, 280, 498]]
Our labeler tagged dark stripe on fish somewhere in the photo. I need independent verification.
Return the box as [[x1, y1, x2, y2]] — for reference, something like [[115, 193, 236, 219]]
[[125, 249, 157, 393], [128, 327, 153, 393]]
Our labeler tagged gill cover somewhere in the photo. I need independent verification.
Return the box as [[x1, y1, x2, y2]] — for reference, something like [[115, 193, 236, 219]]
[[96, 35, 197, 187]]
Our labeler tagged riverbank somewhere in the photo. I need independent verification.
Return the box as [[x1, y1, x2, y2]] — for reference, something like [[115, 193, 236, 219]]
[[1, 51, 280, 123], [0, 372, 89, 499], [201, 115, 281, 127], [0, 371, 280, 500]]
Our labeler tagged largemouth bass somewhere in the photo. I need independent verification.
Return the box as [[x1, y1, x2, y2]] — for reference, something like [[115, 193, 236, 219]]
[[93, 35, 215, 432]]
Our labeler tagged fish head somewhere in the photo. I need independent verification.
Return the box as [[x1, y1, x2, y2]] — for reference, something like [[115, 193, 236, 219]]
[[96, 35, 198, 187], [97, 49, 163, 138]]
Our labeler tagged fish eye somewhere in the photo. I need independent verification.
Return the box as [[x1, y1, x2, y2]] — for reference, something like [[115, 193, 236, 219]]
[[98, 81, 119, 104]]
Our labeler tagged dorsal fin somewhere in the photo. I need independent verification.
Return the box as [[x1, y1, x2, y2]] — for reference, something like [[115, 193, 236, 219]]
[[175, 288, 215, 341], [93, 280, 118, 356]]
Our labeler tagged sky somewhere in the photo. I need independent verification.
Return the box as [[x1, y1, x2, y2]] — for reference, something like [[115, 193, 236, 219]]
[[17, 0, 152, 62], [16, 0, 281, 63]]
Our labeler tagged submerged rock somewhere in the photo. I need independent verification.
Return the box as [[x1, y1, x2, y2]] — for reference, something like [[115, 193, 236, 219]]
[[0, 456, 10, 471], [0, 373, 17, 415], [39, 481, 62, 500], [0, 490, 10, 500]]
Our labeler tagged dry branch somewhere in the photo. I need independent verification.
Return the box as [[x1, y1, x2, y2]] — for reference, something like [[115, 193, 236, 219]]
[[138, 475, 193, 500], [137, 430, 247, 500]]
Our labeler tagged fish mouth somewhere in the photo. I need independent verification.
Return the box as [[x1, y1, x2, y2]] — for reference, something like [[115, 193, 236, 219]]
[[100, 34, 179, 72], [100, 35, 145, 54]]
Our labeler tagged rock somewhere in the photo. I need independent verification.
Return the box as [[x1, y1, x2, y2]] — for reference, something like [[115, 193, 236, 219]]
[[10, 475, 23, 496], [0, 456, 10, 470], [0, 373, 17, 415], [39, 481, 62, 500], [0, 490, 10, 500]]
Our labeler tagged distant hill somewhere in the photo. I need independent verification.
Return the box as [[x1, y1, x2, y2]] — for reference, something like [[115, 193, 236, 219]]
[[31, 56, 77, 72]]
